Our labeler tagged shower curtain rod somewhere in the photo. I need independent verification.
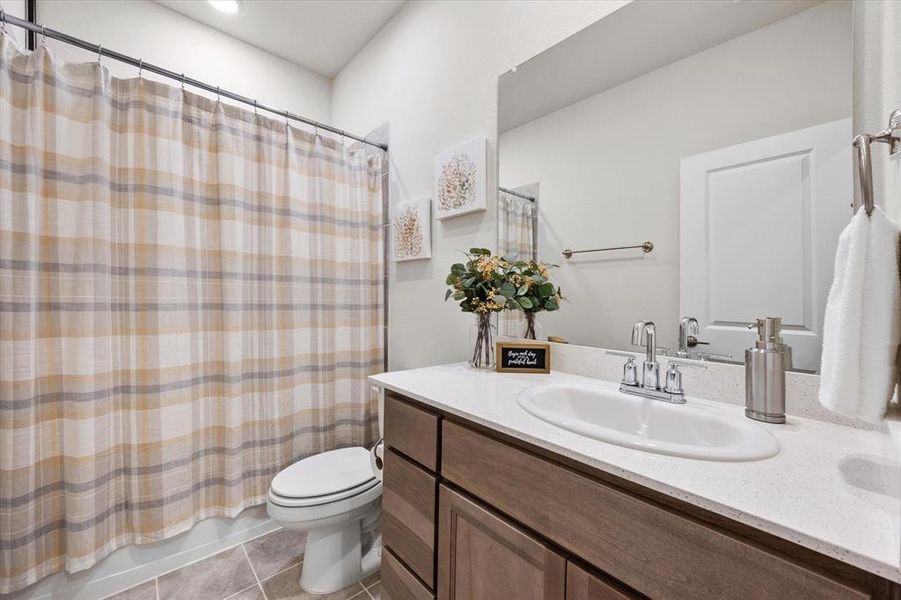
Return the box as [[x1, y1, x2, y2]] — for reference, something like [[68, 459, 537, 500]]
[[0, 11, 388, 152], [498, 186, 535, 202]]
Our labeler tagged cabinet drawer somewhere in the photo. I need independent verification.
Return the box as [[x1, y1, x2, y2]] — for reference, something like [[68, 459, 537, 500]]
[[383, 448, 437, 589], [441, 420, 869, 600], [384, 392, 439, 471], [566, 562, 641, 600], [382, 547, 435, 600]]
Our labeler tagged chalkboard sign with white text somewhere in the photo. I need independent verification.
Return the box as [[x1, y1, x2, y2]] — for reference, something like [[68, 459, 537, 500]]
[[496, 342, 551, 374]]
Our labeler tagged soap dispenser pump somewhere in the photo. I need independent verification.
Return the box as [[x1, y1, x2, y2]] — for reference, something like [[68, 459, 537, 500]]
[[745, 317, 792, 424]]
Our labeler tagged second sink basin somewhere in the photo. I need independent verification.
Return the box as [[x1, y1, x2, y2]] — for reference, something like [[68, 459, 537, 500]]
[[517, 383, 779, 461]]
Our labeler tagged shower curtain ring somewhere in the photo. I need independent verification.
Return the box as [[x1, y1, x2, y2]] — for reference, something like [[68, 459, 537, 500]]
[[137, 59, 143, 79], [97, 44, 102, 65], [254, 99, 258, 115], [181, 73, 185, 90], [285, 110, 290, 127], [0, 11, 7, 34], [40, 25, 47, 47], [216, 86, 220, 102]]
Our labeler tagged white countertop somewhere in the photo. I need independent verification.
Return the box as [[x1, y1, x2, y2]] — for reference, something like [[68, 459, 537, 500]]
[[370, 363, 901, 583]]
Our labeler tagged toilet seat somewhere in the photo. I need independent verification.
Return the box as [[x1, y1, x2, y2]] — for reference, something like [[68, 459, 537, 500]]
[[268, 446, 378, 508], [267, 475, 381, 528], [269, 478, 379, 508]]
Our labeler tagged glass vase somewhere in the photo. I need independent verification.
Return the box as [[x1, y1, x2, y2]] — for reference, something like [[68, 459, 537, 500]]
[[469, 312, 497, 369], [522, 313, 543, 340]]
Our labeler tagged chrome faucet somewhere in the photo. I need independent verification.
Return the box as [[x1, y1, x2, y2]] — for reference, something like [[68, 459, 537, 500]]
[[621, 320, 686, 404], [676, 316, 710, 358], [631, 321, 659, 388], [677, 317, 697, 357]]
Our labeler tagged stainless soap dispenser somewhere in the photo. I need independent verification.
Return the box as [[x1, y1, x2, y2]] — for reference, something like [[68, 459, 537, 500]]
[[745, 317, 792, 424]]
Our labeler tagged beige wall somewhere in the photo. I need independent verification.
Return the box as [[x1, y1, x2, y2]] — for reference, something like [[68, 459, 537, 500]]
[[332, 0, 625, 370]]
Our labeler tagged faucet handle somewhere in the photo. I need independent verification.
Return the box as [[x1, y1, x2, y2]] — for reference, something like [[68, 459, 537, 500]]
[[664, 361, 684, 394], [622, 357, 639, 386]]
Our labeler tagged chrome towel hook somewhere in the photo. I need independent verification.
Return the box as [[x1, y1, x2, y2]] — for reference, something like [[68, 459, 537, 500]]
[[853, 108, 901, 217], [853, 134, 875, 217]]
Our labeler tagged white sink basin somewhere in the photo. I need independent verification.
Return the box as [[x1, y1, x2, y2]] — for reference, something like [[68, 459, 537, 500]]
[[517, 383, 779, 461]]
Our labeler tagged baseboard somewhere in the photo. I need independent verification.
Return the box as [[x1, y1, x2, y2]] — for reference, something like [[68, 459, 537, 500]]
[[15, 506, 281, 600]]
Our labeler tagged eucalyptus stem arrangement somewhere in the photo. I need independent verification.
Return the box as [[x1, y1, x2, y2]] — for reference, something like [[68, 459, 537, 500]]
[[445, 249, 562, 367], [506, 258, 563, 340]]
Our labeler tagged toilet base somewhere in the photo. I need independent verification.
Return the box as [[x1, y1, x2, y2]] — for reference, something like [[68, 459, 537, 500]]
[[361, 543, 381, 579], [298, 520, 381, 595]]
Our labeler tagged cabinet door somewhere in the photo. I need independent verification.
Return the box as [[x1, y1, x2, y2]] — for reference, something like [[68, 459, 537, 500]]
[[437, 485, 565, 600], [566, 562, 641, 600]]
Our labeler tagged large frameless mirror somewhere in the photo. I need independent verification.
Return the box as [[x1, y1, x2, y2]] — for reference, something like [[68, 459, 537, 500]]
[[497, 0, 853, 372]]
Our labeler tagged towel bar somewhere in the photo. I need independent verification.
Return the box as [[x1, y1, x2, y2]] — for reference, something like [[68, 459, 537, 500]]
[[562, 241, 653, 259]]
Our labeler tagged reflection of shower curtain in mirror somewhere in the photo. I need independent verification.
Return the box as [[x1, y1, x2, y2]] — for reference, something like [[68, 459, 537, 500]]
[[0, 35, 383, 594], [498, 190, 536, 337]]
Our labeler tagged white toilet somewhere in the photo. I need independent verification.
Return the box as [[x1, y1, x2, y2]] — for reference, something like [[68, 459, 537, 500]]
[[266, 444, 383, 594]]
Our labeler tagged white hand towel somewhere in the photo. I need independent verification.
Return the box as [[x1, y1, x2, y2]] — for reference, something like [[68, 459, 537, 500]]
[[819, 206, 901, 423]]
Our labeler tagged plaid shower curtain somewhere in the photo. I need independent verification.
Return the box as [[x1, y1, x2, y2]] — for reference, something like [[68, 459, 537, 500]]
[[0, 35, 383, 594]]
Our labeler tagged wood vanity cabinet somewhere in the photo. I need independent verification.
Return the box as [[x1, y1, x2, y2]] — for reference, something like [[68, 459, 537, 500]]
[[565, 563, 642, 600], [383, 548, 435, 600], [382, 393, 440, 599], [383, 447, 437, 588], [384, 391, 440, 471], [380, 391, 900, 600]]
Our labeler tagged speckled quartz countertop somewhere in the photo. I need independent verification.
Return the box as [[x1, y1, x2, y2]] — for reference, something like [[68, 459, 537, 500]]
[[370, 363, 901, 583]]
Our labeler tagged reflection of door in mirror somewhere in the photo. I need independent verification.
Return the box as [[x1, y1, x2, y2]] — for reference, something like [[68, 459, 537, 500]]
[[498, 184, 539, 338], [680, 119, 851, 372]]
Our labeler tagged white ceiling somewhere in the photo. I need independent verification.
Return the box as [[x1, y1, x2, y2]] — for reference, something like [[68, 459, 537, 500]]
[[154, 0, 406, 79], [499, 0, 825, 132]]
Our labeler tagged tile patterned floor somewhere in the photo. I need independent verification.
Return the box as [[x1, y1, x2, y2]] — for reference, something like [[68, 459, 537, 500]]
[[104, 529, 381, 600]]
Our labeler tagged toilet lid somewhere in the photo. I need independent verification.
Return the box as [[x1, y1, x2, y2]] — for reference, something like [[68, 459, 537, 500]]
[[271, 447, 375, 499]]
